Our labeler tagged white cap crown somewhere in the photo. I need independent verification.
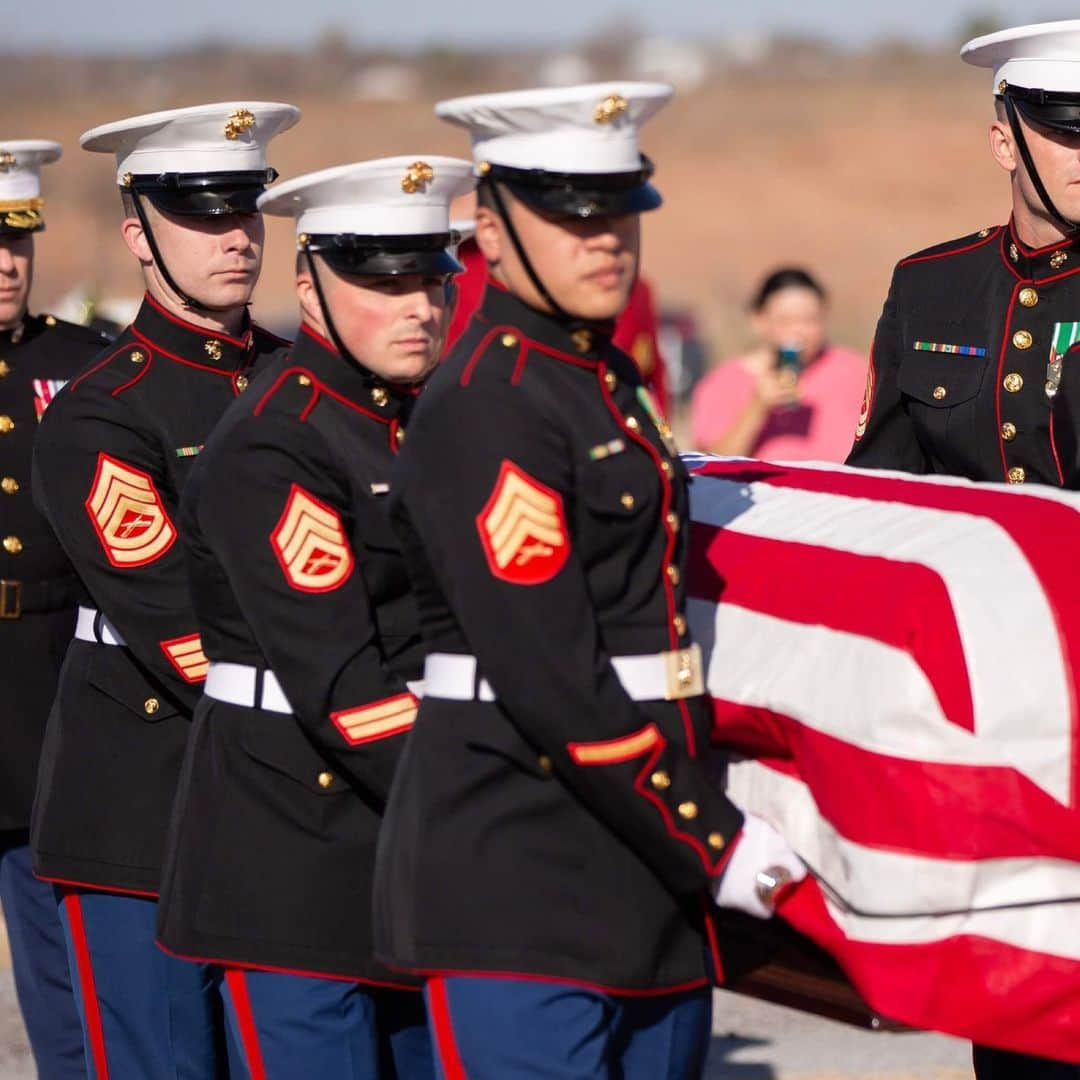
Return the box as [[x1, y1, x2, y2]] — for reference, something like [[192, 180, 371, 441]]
[[435, 82, 673, 175], [962, 20, 1080, 94], [0, 140, 61, 204], [80, 102, 300, 184]]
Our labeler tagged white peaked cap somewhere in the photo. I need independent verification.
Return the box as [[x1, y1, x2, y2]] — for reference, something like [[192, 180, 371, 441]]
[[258, 156, 476, 238], [962, 20, 1080, 94], [435, 82, 673, 175], [80, 102, 300, 184], [0, 140, 62, 202]]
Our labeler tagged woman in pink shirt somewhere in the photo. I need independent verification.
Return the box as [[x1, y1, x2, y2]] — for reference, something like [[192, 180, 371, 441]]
[[691, 268, 866, 462]]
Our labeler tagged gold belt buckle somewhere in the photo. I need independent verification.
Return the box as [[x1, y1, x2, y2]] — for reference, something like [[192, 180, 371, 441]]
[[663, 642, 703, 700], [0, 579, 22, 619]]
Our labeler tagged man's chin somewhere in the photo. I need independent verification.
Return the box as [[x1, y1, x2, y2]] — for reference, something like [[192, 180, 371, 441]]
[[0, 299, 25, 329]]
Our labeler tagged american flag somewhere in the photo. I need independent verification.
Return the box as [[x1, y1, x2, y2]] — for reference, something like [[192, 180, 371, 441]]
[[685, 454, 1080, 1063]]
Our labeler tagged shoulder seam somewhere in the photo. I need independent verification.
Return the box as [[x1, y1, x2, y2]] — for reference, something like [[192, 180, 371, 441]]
[[899, 227, 1002, 267]]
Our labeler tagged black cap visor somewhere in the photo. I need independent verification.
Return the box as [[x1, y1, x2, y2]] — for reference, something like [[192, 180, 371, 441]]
[[486, 156, 662, 219], [1004, 86, 1080, 136], [129, 170, 276, 216], [304, 233, 462, 277]]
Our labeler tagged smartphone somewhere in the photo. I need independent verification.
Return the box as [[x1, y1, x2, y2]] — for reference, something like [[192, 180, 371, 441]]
[[776, 344, 801, 379]]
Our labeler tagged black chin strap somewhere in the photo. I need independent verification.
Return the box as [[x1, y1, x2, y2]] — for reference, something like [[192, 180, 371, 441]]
[[487, 181, 616, 339], [302, 248, 382, 388], [131, 191, 221, 314], [1003, 94, 1080, 236]]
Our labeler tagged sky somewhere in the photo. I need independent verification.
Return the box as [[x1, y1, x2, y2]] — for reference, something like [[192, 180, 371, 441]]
[[7, 0, 1078, 55]]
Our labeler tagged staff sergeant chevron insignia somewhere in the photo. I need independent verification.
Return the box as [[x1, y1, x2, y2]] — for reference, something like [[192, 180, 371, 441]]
[[271, 484, 355, 593], [476, 460, 569, 585], [85, 453, 177, 568]]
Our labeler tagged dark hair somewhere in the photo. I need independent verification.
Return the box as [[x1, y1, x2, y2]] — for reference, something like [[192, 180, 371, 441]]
[[750, 267, 827, 312]]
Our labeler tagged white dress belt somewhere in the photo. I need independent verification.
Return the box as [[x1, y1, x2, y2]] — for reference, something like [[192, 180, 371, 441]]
[[203, 661, 426, 715], [423, 644, 704, 703], [74, 606, 127, 647]]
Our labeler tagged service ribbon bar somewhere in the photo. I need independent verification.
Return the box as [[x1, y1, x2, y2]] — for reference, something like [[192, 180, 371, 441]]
[[914, 341, 987, 357]]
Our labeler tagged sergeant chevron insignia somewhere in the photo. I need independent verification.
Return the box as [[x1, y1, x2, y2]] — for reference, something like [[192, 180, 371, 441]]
[[85, 453, 177, 567], [476, 460, 569, 585], [160, 633, 209, 683], [271, 484, 355, 592]]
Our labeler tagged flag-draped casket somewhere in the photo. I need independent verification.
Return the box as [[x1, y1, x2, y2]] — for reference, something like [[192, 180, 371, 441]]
[[685, 455, 1080, 1063]]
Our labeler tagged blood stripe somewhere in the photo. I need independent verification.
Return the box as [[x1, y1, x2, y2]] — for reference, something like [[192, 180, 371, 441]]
[[224, 969, 267, 1080], [61, 890, 110, 1080], [425, 977, 468, 1080]]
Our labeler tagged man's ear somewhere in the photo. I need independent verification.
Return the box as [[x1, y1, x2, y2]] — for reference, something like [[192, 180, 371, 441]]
[[989, 118, 1019, 175], [120, 216, 153, 266], [474, 204, 503, 267], [296, 264, 325, 332]]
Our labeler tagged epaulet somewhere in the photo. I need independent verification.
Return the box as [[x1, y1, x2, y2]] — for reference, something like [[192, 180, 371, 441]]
[[68, 337, 153, 395], [898, 226, 1002, 268], [253, 323, 292, 350], [36, 313, 113, 346], [252, 364, 319, 419], [457, 323, 529, 389]]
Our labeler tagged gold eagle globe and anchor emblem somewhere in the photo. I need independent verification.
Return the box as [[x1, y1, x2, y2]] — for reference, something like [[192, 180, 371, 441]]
[[224, 109, 257, 140], [0, 151, 16, 172], [401, 161, 435, 194], [594, 93, 629, 124]]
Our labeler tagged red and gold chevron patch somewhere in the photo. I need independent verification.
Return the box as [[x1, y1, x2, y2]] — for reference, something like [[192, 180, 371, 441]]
[[271, 485, 354, 593], [160, 633, 209, 683], [85, 453, 177, 568], [476, 460, 568, 585], [331, 693, 418, 746]]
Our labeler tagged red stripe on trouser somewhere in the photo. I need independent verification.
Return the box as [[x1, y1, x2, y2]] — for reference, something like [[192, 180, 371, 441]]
[[225, 969, 269, 1080], [426, 977, 468, 1080], [61, 890, 110, 1080]]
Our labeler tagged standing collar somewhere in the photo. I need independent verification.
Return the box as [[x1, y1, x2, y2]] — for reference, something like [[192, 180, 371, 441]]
[[1002, 218, 1080, 280], [477, 281, 615, 361], [290, 323, 418, 422], [132, 292, 254, 372]]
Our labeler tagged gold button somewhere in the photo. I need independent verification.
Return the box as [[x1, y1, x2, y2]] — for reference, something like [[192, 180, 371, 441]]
[[708, 832, 726, 850], [44, 314, 57, 326], [625, 416, 640, 432], [2, 535, 21, 554], [204, 339, 223, 361], [604, 371, 617, 392], [1009, 243, 1019, 263], [298, 374, 312, 387], [538, 755, 554, 774], [1007, 466, 1026, 484], [1019, 287, 1039, 308], [666, 564, 680, 586], [678, 801, 698, 820], [1001, 422, 1017, 441], [500, 333, 518, 348], [0, 415, 14, 434], [651, 770, 671, 791], [665, 512, 679, 532], [620, 492, 635, 510], [1012, 330, 1033, 350], [144, 697, 160, 715], [1051, 250, 1069, 270], [0, 360, 10, 377], [395, 427, 406, 446], [932, 385, 947, 400], [1003, 372, 1023, 393], [1, 477, 18, 495], [317, 771, 333, 789], [977, 228, 991, 238], [673, 614, 687, 636], [129, 349, 145, 364], [371, 386, 389, 407], [660, 460, 673, 477], [235, 374, 249, 392]]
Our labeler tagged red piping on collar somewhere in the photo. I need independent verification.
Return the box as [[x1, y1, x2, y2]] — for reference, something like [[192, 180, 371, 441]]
[[299, 321, 338, 354], [1008, 217, 1072, 257], [130, 326, 243, 376], [143, 291, 252, 348]]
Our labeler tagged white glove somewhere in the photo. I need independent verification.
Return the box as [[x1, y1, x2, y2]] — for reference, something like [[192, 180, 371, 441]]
[[713, 813, 808, 919]]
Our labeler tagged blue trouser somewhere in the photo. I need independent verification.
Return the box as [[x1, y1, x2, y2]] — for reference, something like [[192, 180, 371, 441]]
[[425, 975, 712, 1080], [0, 836, 85, 1079], [56, 888, 225, 1079], [221, 966, 434, 1079]]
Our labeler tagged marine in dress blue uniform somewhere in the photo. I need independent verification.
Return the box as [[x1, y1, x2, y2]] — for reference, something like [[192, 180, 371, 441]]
[[0, 139, 108, 1080], [30, 102, 299, 1079], [848, 22, 1080, 1079], [156, 155, 473, 1078], [372, 84, 806, 1080]]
